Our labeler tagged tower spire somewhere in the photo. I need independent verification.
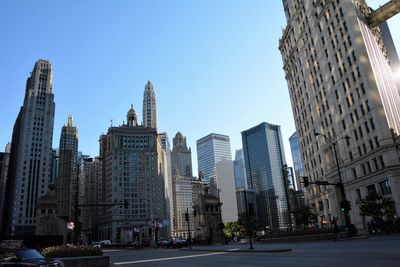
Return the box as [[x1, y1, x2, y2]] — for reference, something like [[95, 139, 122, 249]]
[[142, 81, 157, 129]]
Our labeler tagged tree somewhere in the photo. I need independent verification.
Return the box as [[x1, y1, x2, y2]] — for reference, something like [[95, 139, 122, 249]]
[[223, 221, 240, 239], [291, 206, 317, 229], [238, 212, 258, 249], [358, 191, 396, 221]]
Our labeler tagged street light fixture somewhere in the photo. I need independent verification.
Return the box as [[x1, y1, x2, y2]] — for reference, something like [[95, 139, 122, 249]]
[[314, 131, 351, 231]]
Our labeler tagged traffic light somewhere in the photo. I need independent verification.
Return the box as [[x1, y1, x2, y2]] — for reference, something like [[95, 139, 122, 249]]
[[124, 199, 129, 209], [340, 200, 351, 212], [303, 176, 309, 187]]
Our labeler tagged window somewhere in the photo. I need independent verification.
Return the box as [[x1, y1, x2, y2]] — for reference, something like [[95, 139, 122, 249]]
[[379, 155, 385, 168], [379, 180, 391, 195], [355, 189, 362, 201], [367, 184, 376, 194], [351, 168, 357, 179]]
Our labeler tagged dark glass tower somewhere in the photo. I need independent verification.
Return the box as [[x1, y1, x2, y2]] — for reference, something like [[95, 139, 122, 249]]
[[242, 122, 290, 229]]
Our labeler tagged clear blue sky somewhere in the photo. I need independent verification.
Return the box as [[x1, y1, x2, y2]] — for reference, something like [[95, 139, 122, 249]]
[[1, 0, 399, 174]]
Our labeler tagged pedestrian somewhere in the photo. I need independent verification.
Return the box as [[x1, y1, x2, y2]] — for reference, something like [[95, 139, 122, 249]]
[[332, 217, 339, 241]]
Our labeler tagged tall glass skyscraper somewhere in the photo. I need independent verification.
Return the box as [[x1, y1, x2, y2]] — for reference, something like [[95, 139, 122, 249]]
[[196, 133, 238, 222], [233, 149, 247, 189], [242, 122, 290, 229], [289, 132, 304, 192]]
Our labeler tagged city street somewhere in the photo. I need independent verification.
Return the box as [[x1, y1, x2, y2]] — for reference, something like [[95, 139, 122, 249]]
[[104, 234, 400, 267]]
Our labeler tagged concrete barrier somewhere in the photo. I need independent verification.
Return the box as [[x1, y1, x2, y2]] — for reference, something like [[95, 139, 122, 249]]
[[56, 255, 110, 267]]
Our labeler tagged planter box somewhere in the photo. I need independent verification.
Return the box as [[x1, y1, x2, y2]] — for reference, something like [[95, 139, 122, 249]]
[[56, 255, 110, 267]]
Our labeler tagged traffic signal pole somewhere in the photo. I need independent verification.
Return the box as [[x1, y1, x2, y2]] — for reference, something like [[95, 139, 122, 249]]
[[312, 132, 352, 235]]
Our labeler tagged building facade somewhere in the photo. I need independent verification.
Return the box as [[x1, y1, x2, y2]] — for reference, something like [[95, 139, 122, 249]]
[[0, 144, 11, 234], [2, 60, 55, 235], [289, 132, 305, 192], [279, 0, 400, 228], [192, 183, 223, 244], [57, 116, 79, 220], [159, 132, 173, 236], [235, 189, 257, 217], [79, 157, 98, 243], [171, 132, 193, 178], [241, 122, 290, 229], [97, 106, 166, 242], [49, 149, 59, 185], [233, 149, 247, 190], [196, 133, 238, 223]]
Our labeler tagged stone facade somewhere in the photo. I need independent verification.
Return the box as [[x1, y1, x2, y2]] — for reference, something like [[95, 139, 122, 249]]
[[3, 60, 55, 235], [279, 0, 400, 228]]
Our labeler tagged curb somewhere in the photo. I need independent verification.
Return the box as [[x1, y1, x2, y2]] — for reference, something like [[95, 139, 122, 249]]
[[179, 248, 292, 253], [336, 235, 368, 241]]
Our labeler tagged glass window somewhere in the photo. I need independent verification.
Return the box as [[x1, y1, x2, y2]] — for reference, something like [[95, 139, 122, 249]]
[[379, 180, 391, 195]]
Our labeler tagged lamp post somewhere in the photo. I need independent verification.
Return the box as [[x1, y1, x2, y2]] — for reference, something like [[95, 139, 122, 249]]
[[243, 189, 254, 250], [185, 208, 192, 249], [314, 132, 351, 229]]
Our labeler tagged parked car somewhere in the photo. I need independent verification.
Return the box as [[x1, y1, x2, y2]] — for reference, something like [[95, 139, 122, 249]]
[[158, 239, 170, 248], [92, 241, 102, 248], [0, 248, 64, 266], [169, 239, 188, 248], [100, 240, 111, 246]]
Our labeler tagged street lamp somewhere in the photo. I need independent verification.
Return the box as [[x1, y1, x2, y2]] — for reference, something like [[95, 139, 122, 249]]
[[185, 208, 192, 249], [314, 131, 351, 230]]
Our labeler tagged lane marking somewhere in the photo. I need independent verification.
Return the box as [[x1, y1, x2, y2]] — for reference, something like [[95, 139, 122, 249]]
[[113, 251, 227, 265]]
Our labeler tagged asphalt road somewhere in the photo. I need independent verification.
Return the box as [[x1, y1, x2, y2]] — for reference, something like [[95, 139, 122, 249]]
[[104, 234, 400, 267]]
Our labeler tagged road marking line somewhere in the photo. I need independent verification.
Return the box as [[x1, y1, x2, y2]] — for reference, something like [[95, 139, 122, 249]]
[[113, 252, 227, 265], [103, 249, 122, 252]]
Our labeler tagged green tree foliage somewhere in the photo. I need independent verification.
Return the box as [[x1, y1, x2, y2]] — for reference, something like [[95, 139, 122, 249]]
[[238, 212, 258, 237], [292, 206, 317, 229], [358, 191, 396, 221], [224, 221, 240, 238]]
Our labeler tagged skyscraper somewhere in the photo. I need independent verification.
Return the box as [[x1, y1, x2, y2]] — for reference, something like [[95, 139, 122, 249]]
[[97, 106, 166, 242], [242, 122, 290, 229], [171, 132, 193, 178], [159, 132, 173, 236], [170, 131, 200, 238], [197, 133, 238, 223], [79, 157, 98, 242], [289, 132, 305, 192], [2, 60, 55, 235], [279, 0, 400, 228], [57, 116, 79, 220], [0, 144, 11, 234], [142, 81, 157, 129], [233, 149, 247, 190]]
